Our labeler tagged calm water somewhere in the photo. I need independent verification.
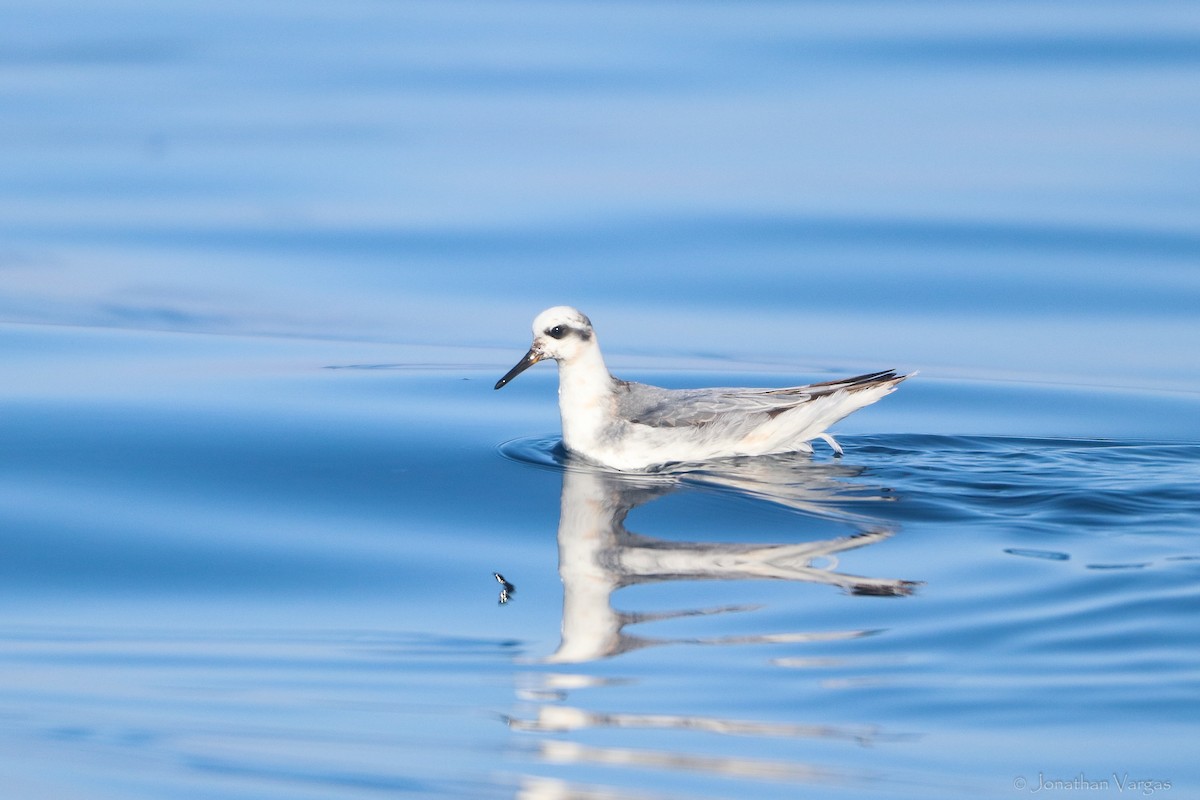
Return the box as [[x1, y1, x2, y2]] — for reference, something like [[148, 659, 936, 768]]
[[2, 1, 1199, 799]]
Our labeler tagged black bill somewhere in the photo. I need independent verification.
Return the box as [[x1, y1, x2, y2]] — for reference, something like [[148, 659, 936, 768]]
[[494, 348, 542, 390]]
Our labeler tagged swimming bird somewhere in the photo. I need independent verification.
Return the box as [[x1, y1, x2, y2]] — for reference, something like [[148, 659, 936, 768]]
[[495, 306, 910, 470]]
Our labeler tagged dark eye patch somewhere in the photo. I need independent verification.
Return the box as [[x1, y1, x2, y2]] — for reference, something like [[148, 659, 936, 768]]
[[546, 325, 568, 339]]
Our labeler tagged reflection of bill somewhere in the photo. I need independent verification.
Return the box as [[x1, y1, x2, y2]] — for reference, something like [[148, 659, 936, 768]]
[[546, 458, 921, 664], [493, 571, 515, 605]]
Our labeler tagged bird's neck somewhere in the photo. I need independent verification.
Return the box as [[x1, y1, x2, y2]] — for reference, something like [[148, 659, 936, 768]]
[[556, 344, 616, 450], [557, 343, 614, 400]]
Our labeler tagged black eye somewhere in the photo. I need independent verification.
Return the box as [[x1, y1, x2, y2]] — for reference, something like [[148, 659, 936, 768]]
[[547, 325, 567, 339]]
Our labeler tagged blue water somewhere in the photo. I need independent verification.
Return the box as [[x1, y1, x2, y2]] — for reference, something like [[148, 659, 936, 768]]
[[2, 2, 1199, 798]]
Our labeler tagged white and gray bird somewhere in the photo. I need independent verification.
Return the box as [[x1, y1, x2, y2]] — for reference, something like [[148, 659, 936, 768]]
[[495, 306, 910, 471]]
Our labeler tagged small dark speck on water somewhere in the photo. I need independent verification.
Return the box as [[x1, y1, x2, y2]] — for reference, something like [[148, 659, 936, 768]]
[[493, 572, 515, 605]]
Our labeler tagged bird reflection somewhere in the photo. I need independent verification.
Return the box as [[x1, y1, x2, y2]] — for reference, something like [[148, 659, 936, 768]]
[[547, 457, 918, 664], [506, 451, 920, 798]]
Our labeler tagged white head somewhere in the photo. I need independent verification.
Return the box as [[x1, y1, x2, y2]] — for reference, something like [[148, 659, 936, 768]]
[[495, 306, 598, 389]]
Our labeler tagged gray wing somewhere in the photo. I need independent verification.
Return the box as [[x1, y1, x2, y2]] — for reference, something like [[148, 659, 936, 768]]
[[617, 370, 905, 429]]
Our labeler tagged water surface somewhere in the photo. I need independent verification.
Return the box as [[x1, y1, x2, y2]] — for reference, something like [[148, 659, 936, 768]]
[[2, 324, 1198, 798], [2, 1, 1199, 798]]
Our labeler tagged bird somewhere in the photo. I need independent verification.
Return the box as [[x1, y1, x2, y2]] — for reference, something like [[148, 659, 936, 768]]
[[494, 306, 910, 471]]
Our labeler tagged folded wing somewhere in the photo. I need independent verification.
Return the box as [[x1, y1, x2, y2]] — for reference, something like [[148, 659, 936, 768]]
[[620, 370, 907, 429]]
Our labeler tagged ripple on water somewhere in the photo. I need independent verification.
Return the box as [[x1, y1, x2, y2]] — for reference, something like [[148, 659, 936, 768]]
[[494, 428, 1199, 797]]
